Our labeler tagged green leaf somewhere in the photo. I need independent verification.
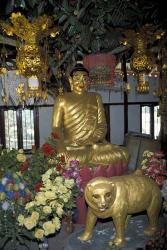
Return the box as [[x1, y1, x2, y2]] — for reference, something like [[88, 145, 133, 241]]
[[25, 0, 37, 8], [62, 0, 68, 10], [63, 20, 70, 31], [37, 1, 45, 15], [59, 14, 68, 24], [5, 0, 14, 14], [48, 0, 55, 5], [77, 7, 86, 20]]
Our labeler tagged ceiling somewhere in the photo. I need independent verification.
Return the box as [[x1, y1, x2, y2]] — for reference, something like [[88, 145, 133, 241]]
[[0, 0, 166, 92]]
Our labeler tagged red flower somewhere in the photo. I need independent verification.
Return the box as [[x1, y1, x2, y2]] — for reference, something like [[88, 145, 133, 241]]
[[51, 132, 59, 140], [42, 143, 55, 157], [56, 164, 62, 171], [60, 155, 65, 163], [155, 175, 165, 187], [34, 182, 43, 192], [14, 192, 19, 200], [20, 161, 29, 173]]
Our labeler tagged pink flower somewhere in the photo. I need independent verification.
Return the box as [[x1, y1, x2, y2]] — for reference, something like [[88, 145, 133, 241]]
[[155, 176, 165, 187]]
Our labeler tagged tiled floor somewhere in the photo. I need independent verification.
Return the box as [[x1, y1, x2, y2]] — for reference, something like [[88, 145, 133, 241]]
[[4, 214, 167, 250]]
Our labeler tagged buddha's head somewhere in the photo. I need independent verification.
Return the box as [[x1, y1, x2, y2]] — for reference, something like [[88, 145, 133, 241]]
[[69, 63, 89, 94]]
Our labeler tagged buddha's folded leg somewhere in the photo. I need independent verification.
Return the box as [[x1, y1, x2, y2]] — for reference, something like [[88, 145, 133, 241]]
[[65, 146, 93, 166], [90, 143, 129, 166]]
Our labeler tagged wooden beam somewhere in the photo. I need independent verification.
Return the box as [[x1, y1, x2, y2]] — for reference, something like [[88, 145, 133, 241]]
[[0, 34, 16, 47]]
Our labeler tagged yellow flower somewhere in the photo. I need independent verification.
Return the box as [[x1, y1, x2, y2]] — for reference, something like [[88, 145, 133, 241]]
[[36, 192, 46, 205], [59, 185, 68, 194], [44, 180, 52, 189], [43, 206, 52, 214], [18, 214, 25, 226], [24, 217, 37, 230], [48, 159, 55, 164], [56, 206, 63, 217], [64, 179, 75, 188], [31, 211, 39, 221], [60, 194, 68, 203], [34, 229, 44, 239], [18, 149, 24, 154], [55, 176, 63, 183], [42, 169, 53, 182], [45, 191, 55, 200], [50, 200, 58, 208], [25, 201, 35, 210], [0, 192, 6, 201], [43, 221, 56, 236], [52, 217, 61, 230], [17, 153, 26, 162]]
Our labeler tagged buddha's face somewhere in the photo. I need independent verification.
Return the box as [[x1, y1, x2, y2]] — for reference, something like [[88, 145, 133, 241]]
[[71, 71, 89, 94]]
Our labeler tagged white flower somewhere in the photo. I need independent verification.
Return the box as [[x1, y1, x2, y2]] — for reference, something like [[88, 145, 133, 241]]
[[1, 177, 8, 185], [19, 183, 25, 190], [2, 201, 10, 211]]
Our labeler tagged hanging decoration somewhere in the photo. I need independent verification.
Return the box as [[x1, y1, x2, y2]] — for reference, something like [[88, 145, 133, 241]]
[[83, 53, 116, 89], [130, 33, 154, 93], [124, 26, 155, 94], [0, 46, 9, 104], [1, 12, 59, 104]]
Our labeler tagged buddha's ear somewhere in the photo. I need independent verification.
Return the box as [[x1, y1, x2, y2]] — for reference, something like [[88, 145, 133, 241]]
[[68, 76, 73, 90]]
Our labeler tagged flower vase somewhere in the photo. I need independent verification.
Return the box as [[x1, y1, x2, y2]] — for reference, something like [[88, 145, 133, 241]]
[[38, 237, 48, 250]]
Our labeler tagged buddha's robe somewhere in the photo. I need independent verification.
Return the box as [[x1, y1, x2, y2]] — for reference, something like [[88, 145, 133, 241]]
[[52, 92, 129, 166]]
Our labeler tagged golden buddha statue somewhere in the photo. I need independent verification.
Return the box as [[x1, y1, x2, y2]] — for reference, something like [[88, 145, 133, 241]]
[[52, 63, 129, 166]]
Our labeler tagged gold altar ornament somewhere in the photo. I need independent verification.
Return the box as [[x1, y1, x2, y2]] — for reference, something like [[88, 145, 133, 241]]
[[130, 33, 154, 93], [52, 63, 129, 166], [0, 12, 59, 79], [1, 12, 59, 103], [124, 26, 155, 94], [136, 74, 149, 93], [78, 172, 162, 247]]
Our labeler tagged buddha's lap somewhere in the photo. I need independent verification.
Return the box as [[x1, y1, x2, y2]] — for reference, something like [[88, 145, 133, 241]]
[[66, 143, 128, 165]]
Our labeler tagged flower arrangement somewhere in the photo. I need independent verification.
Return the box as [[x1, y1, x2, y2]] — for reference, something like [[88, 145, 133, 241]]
[[161, 179, 167, 212], [145, 229, 167, 249], [17, 161, 81, 241], [0, 171, 34, 249], [0, 132, 82, 249], [141, 150, 167, 187]]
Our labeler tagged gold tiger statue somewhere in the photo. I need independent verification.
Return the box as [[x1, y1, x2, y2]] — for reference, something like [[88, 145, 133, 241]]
[[78, 173, 162, 247]]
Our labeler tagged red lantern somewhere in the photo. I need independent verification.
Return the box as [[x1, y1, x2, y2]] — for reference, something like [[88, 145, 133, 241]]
[[83, 53, 116, 88]]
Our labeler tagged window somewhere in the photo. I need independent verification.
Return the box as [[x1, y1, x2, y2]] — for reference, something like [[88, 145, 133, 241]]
[[141, 105, 161, 139], [0, 107, 39, 152]]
